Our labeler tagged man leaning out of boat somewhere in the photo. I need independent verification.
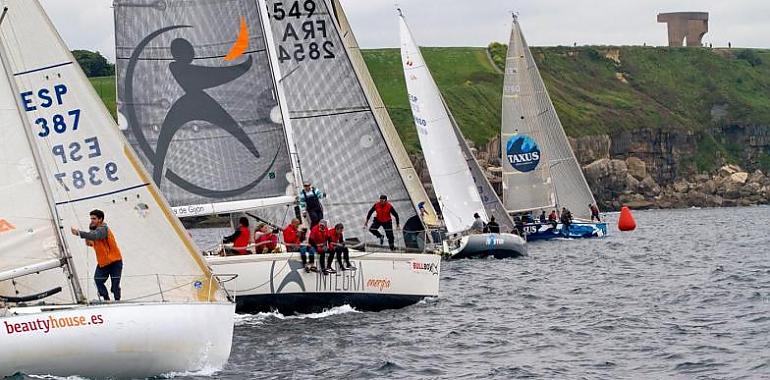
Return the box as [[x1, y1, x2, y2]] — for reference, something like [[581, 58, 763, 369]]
[[221, 217, 251, 255]]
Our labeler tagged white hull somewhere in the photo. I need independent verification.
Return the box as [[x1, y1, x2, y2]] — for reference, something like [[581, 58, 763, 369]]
[[1, 302, 234, 378], [207, 251, 441, 313]]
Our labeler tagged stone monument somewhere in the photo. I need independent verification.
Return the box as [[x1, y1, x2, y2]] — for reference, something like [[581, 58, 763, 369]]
[[657, 12, 709, 47]]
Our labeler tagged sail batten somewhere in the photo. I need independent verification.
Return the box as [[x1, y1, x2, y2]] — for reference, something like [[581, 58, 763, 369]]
[[502, 16, 596, 219]]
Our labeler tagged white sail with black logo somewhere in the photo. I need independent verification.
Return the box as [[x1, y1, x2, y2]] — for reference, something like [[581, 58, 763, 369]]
[[502, 15, 595, 219], [261, 0, 422, 243], [114, 0, 296, 218], [398, 11, 487, 234]]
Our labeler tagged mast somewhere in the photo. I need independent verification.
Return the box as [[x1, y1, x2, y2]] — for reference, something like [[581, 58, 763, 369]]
[[257, 0, 304, 195], [0, 5, 84, 302]]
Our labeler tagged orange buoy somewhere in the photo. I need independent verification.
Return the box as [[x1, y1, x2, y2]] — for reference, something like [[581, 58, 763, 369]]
[[618, 206, 636, 231]]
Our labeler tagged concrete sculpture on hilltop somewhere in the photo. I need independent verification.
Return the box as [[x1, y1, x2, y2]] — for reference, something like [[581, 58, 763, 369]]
[[657, 12, 709, 47]]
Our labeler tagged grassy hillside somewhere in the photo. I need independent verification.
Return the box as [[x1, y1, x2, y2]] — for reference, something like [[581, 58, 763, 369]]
[[89, 76, 116, 119], [89, 46, 770, 168]]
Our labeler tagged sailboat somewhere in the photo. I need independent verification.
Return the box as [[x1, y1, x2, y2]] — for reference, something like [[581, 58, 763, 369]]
[[0, 1, 234, 378], [501, 14, 607, 241], [114, 0, 440, 314], [398, 10, 526, 259]]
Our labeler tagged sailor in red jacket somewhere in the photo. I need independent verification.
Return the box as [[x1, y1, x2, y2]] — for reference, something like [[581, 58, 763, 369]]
[[309, 220, 334, 274], [284, 219, 315, 272], [365, 195, 400, 250], [327, 223, 355, 271], [222, 217, 251, 255]]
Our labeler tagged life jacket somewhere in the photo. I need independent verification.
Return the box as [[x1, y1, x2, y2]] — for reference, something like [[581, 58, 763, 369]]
[[90, 227, 122, 268], [326, 228, 343, 250], [373, 202, 394, 223], [283, 224, 300, 245], [302, 188, 322, 212], [309, 224, 327, 251], [233, 226, 250, 254], [590, 205, 599, 214], [256, 233, 278, 251]]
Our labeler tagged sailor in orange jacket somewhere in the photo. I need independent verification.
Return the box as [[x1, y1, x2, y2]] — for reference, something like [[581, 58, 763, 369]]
[[71, 209, 123, 301]]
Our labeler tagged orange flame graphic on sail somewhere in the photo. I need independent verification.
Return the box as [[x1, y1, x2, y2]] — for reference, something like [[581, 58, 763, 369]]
[[224, 17, 249, 61], [0, 219, 15, 233]]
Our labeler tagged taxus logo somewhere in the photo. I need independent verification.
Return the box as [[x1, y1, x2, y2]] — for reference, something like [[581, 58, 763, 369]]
[[506, 134, 541, 173], [410, 261, 439, 275], [0, 219, 14, 233]]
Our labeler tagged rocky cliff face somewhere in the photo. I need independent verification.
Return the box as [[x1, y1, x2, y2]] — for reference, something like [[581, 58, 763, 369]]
[[411, 127, 770, 211]]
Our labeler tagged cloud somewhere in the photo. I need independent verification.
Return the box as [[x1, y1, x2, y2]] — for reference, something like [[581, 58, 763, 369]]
[[37, 0, 770, 64]]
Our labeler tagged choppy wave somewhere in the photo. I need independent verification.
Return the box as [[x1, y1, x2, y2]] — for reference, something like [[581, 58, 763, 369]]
[[235, 305, 359, 326]]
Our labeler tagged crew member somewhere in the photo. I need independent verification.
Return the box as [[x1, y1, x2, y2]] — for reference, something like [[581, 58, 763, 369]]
[[222, 217, 251, 255], [71, 209, 123, 301], [285, 219, 315, 272], [365, 195, 400, 250], [309, 220, 333, 274], [589, 204, 601, 222], [548, 210, 558, 228], [560, 207, 573, 232], [539, 210, 547, 224], [255, 227, 280, 254], [299, 181, 325, 227], [471, 212, 486, 233], [327, 223, 355, 271], [486, 216, 500, 233]]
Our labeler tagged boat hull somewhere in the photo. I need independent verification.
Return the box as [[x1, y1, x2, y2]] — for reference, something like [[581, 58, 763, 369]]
[[207, 252, 441, 314], [1, 302, 234, 379], [523, 221, 608, 241], [447, 233, 527, 260]]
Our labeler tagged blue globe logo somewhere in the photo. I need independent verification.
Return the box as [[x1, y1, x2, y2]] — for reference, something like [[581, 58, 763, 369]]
[[506, 135, 541, 173]]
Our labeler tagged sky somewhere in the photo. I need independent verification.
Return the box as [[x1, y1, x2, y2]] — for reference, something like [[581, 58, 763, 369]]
[[39, 0, 770, 62]]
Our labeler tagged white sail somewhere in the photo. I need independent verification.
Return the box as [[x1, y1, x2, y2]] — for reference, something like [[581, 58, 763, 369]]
[[0, 0, 225, 303], [502, 15, 596, 218], [398, 12, 486, 234], [0, 44, 71, 298]]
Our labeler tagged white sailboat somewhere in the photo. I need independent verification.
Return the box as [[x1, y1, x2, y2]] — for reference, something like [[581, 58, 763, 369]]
[[0, 1, 234, 378], [114, 0, 440, 314], [501, 14, 607, 240], [398, 10, 526, 259]]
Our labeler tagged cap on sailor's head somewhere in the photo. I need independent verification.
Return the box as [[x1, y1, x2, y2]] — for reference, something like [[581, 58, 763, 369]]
[[379, 194, 387, 200], [319, 219, 329, 226]]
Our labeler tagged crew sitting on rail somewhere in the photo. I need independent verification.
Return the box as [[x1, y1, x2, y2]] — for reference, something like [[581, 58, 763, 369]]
[[327, 223, 355, 272], [547, 210, 558, 228], [310, 220, 334, 275], [222, 217, 251, 255], [255, 227, 281, 254], [284, 219, 316, 273]]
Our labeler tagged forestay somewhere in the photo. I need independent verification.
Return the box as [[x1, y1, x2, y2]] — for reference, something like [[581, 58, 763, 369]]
[[114, 0, 294, 217], [502, 15, 596, 219], [399, 12, 486, 234], [0, 0, 225, 303], [263, 0, 418, 243]]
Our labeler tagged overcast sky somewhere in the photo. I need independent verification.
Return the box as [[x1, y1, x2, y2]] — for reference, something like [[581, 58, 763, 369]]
[[39, 0, 770, 62]]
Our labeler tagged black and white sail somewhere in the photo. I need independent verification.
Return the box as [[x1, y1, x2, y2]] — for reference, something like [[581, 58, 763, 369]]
[[114, 0, 295, 217], [502, 15, 596, 219], [262, 0, 421, 242]]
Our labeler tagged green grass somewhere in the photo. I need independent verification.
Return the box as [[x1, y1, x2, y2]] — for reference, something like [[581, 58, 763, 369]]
[[89, 46, 770, 168], [89, 76, 116, 119]]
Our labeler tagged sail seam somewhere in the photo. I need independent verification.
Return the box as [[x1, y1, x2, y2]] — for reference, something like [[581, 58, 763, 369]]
[[289, 108, 369, 120], [115, 49, 267, 61], [13, 61, 73, 76], [54, 183, 150, 206]]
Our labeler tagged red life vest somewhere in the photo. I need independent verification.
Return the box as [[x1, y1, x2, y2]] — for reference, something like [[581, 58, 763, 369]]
[[309, 224, 328, 252], [256, 233, 278, 251], [90, 227, 122, 268], [326, 228, 343, 250], [373, 202, 394, 223], [283, 224, 300, 245], [233, 226, 250, 254]]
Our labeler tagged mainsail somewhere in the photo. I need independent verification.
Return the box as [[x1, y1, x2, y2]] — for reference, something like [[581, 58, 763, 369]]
[[331, 0, 438, 227], [502, 15, 596, 219], [114, 0, 295, 217], [399, 11, 486, 234], [263, 0, 419, 243], [0, 0, 224, 303]]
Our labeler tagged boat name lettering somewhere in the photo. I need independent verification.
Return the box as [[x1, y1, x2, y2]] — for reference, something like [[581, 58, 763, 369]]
[[316, 262, 364, 292], [411, 261, 439, 275], [173, 204, 207, 216], [3, 314, 104, 335], [486, 235, 505, 247], [272, 0, 336, 64], [366, 278, 391, 291]]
